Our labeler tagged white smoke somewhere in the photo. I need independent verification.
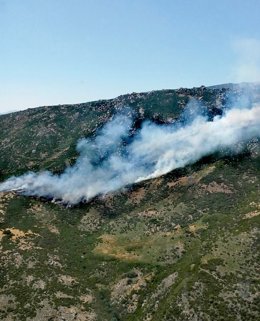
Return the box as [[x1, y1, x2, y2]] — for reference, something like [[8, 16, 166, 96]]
[[232, 38, 260, 83], [0, 102, 260, 204]]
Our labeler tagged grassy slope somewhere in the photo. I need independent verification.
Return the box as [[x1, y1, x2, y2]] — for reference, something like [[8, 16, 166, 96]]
[[0, 86, 259, 321], [0, 86, 226, 179]]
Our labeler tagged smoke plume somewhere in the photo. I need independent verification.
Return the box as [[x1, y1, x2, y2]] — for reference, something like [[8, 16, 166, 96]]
[[0, 101, 260, 204], [232, 38, 260, 83]]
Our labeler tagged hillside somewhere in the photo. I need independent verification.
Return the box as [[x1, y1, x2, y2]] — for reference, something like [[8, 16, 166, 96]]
[[0, 84, 259, 321]]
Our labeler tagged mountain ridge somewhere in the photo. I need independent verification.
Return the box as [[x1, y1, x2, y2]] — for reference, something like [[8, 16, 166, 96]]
[[2, 83, 260, 180], [2, 82, 258, 116]]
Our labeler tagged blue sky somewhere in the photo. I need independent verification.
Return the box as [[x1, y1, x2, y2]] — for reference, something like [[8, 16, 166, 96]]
[[1, 0, 260, 113]]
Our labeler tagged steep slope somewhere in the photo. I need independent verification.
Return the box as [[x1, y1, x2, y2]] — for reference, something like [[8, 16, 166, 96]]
[[0, 85, 234, 179], [0, 85, 259, 321]]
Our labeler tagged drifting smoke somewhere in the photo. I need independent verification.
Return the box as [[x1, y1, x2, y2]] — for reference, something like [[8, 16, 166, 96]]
[[0, 101, 260, 204], [233, 38, 260, 83]]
